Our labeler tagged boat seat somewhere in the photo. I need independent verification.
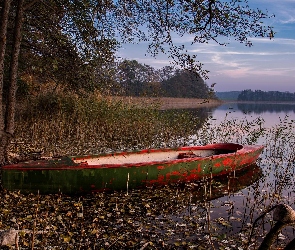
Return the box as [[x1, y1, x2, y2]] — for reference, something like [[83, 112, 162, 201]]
[[178, 152, 201, 159]]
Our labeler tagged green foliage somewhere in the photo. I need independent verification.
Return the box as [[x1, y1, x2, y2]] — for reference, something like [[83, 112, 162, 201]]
[[114, 60, 215, 98], [215, 91, 242, 101], [160, 69, 214, 98], [19, 0, 118, 92], [114, 59, 162, 96]]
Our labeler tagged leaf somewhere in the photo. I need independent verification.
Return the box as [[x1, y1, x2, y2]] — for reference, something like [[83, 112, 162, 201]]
[[23, 241, 30, 247], [91, 229, 99, 235], [62, 234, 71, 243]]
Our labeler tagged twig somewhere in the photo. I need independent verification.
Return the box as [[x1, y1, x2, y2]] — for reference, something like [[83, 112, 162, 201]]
[[31, 190, 40, 249]]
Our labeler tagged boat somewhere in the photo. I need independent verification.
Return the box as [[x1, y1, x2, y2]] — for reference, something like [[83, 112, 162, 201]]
[[1, 143, 264, 194]]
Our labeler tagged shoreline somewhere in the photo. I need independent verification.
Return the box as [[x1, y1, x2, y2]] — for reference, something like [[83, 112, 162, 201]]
[[106, 96, 223, 109], [223, 100, 295, 105], [106, 96, 295, 109]]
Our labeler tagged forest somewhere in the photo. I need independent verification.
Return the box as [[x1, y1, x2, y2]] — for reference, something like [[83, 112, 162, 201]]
[[238, 89, 295, 102], [111, 60, 214, 98]]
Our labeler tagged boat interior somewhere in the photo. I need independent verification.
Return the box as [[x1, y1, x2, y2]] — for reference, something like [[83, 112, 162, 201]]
[[72, 148, 238, 165]]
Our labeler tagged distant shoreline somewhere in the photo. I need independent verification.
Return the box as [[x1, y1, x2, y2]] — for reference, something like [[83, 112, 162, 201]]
[[106, 96, 295, 109], [222, 100, 295, 105], [106, 96, 223, 109]]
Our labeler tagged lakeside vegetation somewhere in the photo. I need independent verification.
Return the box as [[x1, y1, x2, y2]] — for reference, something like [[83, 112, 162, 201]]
[[215, 91, 242, 101], [216, 90, 295, 102], [108, 60, 215, 99], [10, 92, 210, 161], [2, 107, 295, 249]]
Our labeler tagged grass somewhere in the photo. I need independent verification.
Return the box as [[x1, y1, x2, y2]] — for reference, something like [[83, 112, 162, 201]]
[[11, 92, 203, 159]]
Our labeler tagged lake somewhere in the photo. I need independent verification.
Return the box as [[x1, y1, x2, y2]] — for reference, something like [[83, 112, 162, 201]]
[[81, 101, 295, 249], [193, 101, 295, 249], [212, 102, 295, 128]]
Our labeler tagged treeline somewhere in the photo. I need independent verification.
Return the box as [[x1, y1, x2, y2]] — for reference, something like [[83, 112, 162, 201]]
[[20, 59, 214, 99], [111, 60, 214, 99], [237, 90, 295, 102], [216, 91, 241, 101]]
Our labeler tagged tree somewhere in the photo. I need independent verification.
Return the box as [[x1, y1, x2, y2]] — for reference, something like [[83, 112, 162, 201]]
[[238, 89, 295, 102], [0, 0, 119, 163], [0, 0, 12, 163], [0, 0, 25, 163], [0, 0, 273, 163], [161, 69, 213, 98], [20, 0, 118, 92], [115, 59, 161, 96]]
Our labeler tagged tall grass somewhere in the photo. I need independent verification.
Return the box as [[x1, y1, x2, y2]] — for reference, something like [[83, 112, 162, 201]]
[[11, 92, 200, 159]]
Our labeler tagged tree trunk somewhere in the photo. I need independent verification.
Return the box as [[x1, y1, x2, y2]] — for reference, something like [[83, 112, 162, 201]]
[[4, 0, 25, 162], [0, 0, 12, 164], [257, 204, 295, 250], [258, 221, 285, 250], [6, 0, 24, 127]]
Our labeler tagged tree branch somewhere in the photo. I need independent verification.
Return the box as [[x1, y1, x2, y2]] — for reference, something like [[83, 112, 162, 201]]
[[204, 0, 215, 30]]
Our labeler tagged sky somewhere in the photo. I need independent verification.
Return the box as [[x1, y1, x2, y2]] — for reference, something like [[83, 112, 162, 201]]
[[118, 0, 295, 92]]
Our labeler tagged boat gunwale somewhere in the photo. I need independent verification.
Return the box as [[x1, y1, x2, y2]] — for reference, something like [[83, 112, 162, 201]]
[[1, 143, 264, 171]]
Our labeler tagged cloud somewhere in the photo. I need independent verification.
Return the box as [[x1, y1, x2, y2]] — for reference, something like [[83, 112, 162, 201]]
[[217, 68, 251, 78], [250, 37, 295, 45]]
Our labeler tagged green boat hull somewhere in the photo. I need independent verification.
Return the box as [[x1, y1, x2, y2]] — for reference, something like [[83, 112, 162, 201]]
[[1, 143, 264, 194]]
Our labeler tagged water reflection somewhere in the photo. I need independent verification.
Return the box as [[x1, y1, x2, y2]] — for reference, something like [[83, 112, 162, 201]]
[[190, 163, 262, 202], [237, 102, 295, 114], [165, 106, 216, 129], [210, 102, 295, 129], [178, 102, 295, 248], [215, 102, 295, 114]]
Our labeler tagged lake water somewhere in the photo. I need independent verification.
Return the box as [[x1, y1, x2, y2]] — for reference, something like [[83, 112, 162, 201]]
[[212, 102, 295, 128], [196, 102, 295, 248]]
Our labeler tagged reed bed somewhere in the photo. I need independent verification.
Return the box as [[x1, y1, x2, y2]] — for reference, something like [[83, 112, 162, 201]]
[[11, 93, 200, 159]]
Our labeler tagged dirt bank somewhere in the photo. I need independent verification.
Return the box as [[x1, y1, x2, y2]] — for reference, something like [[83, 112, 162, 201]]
[[107, 96, 223, 109]]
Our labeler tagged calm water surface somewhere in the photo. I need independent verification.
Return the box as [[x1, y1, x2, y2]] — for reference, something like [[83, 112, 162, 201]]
[[211, 102, 295, 128], [202, 102, 295, 247]]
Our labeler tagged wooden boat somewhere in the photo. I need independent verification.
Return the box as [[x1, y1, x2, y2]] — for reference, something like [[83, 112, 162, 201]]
[[1, 143, 264, 194]]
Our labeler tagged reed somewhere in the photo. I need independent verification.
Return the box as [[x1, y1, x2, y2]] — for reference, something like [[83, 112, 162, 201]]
[[11, 92, 198, 159]]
